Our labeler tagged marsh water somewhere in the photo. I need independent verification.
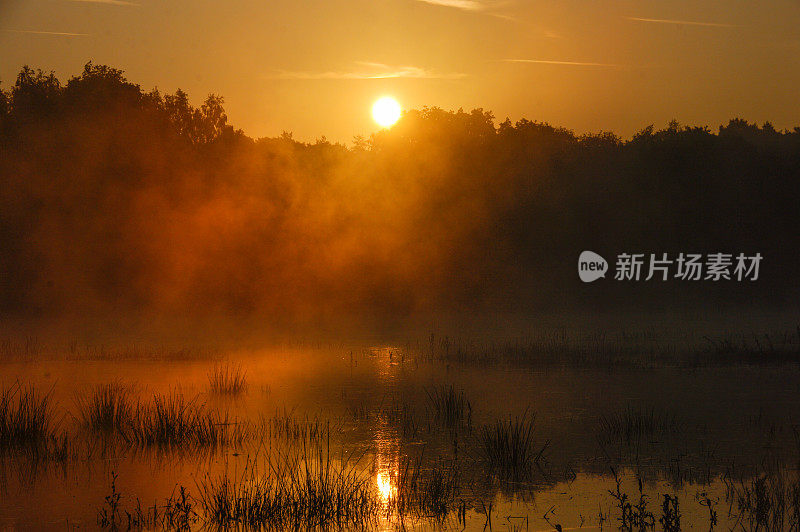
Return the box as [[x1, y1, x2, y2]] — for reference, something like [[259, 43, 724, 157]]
[[1, 342, 800, 530]]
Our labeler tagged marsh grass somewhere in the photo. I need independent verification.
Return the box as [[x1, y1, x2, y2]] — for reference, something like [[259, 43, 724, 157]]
[[425, 385, 471, 428], [261, 408, 330, 443], [412, 328, 800, 369], [724, 460, 800, 531], [347, 403, 370, 422], [98, 471, 197, 530], [0, 337, 41, 360], [0, 382, 80, 464], [76, 382, 134, 434], [77, 384, 252, 451], [198, 446, 379, 529], [0, 382, 59, 447], [479, 411, 546, 482], [127, 392, 245, 449], [208, 362, 247, 395], [390, 454, 459, 518], [417, 332, 653, 368], [608, 470, 656, 531], [699, 329, 800, 366], [599, 406, 681, 444]]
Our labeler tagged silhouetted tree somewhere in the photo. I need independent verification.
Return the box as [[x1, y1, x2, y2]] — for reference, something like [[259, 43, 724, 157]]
[[0, 63, 797, 327]]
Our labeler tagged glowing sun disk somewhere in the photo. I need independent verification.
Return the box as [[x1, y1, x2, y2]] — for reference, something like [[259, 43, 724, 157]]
[[372, 97, 401, 128]]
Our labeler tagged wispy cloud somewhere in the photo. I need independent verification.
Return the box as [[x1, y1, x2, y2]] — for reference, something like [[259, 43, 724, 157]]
[[501, 59, 623, 68], [626, 17, 738, 28], [487, 12, 515, 21], [415, 0, 485, 11], [269, 62, 466, 80], [2, 29, 89, 36], [482, 12, 563, 38], [415, 0, 516, 19], [68, 0, 140, 6]]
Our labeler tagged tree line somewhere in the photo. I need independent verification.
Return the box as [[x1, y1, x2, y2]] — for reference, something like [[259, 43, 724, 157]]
[[0, 63, 797, 336]]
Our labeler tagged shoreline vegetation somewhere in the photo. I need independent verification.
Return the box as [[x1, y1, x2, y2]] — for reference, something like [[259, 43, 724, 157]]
[[0, 327, 798, 367]]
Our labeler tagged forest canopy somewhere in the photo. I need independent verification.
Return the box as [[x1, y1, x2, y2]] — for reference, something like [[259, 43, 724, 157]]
[[1, 63, 798, 338]]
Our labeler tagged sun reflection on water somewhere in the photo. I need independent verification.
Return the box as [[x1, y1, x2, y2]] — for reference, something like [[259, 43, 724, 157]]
[[373, 346, 402, 505], [376, 471, 396, 500]]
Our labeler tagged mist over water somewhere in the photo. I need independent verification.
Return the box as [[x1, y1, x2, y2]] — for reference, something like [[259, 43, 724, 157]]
[[0, 64, 798, 343], [1, 63, 799, 531]]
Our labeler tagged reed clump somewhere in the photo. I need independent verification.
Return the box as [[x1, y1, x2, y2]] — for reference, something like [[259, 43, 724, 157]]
[[390, 455, 459, 518], [724, 463, 800, 531], [127, 392, 244, 449], [0, 382, 77, 462], [425, 384, 471, 427], [478, 411, 546, 482], [0, 382, 59, 447], [599, 406, 681, 444], [260, 408, 329, 443], [208, 362, 247, 395], [76, 382, 134, 434], [198, 447, 379, 529], [98, 471, 197, 530]]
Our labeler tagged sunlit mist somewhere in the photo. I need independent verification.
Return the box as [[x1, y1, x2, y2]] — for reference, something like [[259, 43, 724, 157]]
[[0, 0, 798, 529]]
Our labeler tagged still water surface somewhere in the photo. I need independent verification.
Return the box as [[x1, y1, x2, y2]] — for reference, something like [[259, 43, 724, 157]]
[[0, 345, 798, 530]]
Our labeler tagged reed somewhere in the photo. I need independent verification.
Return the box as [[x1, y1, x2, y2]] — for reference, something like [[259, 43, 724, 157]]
[[425, 384, 471, 427], [126, 392, 244, 449], [260, 408, 329, 442], [478, 411, 546, 482], [599, 406, 680, 444], [76, 382, 134, 433], [208, 362, 247, 395], [0, 382, 58, 447], [390, 454, 459, 518], [198, 447, 379, 529]]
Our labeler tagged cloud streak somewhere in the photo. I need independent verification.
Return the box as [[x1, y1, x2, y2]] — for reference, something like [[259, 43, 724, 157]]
[[415, 0, 485, 11], [68, 0, 140, 5], [626, 17, 738, 28], [2, 29, 89, 36], [501, 59, 623, 68], [269, 62, 466, 80], [415, 0, 517, 19]]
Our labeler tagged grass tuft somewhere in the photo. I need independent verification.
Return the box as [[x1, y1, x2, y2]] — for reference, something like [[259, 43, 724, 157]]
[[479, 410, 546, 482], [198, 447, 378, 529], [208, 362, 247, 395], [0, 382, 58, 447], [261, 408, 329, 442], [599, 406, 681, 444], [76, 382, 134, 434], [127, 392, 244, 449], [425, 384, 471, 427], [390, 454, 459, 518]]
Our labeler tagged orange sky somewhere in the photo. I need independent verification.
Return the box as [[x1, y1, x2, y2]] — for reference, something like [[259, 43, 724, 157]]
[[2, 0, 799, 142]]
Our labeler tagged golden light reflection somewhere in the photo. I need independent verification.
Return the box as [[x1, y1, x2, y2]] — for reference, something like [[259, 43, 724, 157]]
[[374, 345, 401, 507], [376, 471, 396, 500]]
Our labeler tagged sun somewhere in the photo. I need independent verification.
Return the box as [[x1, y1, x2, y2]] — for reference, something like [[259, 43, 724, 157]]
[[372, 97, 401, 128]]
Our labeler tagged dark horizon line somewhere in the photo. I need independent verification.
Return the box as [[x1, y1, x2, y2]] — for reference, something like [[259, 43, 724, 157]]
[[2, 61, 799, 144]]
